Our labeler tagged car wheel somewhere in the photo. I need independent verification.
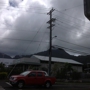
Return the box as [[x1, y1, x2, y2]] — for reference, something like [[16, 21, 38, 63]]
[[45, 81, 51, 88], [11, 84, 16, 87], [17, 81, 24, 89]]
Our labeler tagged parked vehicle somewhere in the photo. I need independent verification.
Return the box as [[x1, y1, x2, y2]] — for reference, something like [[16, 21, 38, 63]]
[[9, 70, 56, 88]]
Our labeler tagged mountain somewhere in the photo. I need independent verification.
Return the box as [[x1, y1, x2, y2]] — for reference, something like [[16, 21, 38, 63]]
[[74, 55, 90, 64], [0, 52, 11, 59], [13, 55, 32, 59], [35, 48, 72, 59], [35, 48, 90, 65], [13, 48, 90, 65]]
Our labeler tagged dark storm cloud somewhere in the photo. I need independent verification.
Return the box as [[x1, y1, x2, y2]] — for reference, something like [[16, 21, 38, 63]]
[[0, 0, 90, 56], [9, 0, 18, 7]]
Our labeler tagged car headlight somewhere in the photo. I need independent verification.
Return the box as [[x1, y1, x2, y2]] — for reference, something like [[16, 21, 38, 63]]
[[13, 77, 17, 80], [10, 77, 17, 80]]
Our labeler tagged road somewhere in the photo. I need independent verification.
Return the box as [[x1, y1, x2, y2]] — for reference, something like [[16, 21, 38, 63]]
[[0, 81, 90, 90]]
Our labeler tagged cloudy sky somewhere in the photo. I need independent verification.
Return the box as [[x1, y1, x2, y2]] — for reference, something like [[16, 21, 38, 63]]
[[0, 0, 90, 56]]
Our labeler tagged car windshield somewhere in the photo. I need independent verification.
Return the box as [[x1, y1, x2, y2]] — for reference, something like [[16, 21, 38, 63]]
[[20, 71, 30, 76], [43, 71, 48, 76]]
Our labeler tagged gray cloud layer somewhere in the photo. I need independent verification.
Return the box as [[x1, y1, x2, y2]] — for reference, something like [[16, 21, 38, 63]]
[[0, 0, 90, 56]]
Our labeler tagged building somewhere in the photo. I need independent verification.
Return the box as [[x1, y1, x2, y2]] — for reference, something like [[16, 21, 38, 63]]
[[33, 55, 83, 72], [10, 55, 83, 72], [10, 57, 41, 71], [0, 58, 15, 67]]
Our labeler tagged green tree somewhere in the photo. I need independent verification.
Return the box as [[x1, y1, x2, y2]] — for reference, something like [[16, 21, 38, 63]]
[[60, 63, 73, 79], [52, 63, 73, 79], [52, 63, 62, 77], [0, 62, 6, 72]]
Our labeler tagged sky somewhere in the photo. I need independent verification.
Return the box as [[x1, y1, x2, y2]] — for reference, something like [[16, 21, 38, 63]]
[[0, 0, 90, 56]]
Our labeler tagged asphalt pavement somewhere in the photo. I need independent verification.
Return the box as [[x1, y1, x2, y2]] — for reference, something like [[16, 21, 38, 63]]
[[0, 81, 90, 90]]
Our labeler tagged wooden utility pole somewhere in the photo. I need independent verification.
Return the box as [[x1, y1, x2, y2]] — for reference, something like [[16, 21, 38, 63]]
[[47, 8, 56, 76]]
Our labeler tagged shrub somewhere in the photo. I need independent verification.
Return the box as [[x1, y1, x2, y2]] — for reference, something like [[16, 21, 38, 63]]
[[0, 72, 7, 80], [71, 71, 81, 80], [58, 71, 66, 79]]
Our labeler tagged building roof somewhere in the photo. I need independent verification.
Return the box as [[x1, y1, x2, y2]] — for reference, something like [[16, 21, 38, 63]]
[[10, 57, 40, 65], [10, 55, 83, 66], [33, 55, 83, 65], [0, 58, 15, 66]]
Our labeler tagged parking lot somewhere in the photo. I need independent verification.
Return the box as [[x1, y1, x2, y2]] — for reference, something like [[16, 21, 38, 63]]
[[1, 81, 90, 90]]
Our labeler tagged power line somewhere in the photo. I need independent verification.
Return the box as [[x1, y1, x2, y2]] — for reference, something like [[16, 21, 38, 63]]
[[53, 14, 87, 30], [0, 27, 49, 33], [53, 10, 90, 36], [0, 8, 48, 15], [55, 19, 90, 39], [0, 4, 50, 10], [56, 38, 90, 50], [55, 4, 83, 13], [53, 45, 90, 55], [0, 16, 49, 55], [0, 6, 49, 14], [55, 7, 85, 23], [0, 14, 49, 55], [53, 13, 89, 32], [54, 24, 78, 38], [53, 12, 90, 34], [0, 45, 22, 51], [55, 22, 90, 40], [22, 16, 48, 55], [35, 29, 48, 54], [2, 31, 90, 54], [0, 38, 49, 55], [53, 14, 90, 35], [0, 37, 49, 43]]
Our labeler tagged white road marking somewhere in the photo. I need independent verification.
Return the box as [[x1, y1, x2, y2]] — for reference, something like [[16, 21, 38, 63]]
[[6, 82, 22, 90], [0, 86, 5, 90], [6, 82, 12, 86]]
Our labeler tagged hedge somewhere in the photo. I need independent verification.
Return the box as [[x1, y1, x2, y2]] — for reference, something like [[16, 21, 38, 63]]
[[0, 72, 7, 80]]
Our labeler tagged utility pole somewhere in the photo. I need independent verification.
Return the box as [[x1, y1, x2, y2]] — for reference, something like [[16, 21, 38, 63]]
[[47, 8, 56, 76]]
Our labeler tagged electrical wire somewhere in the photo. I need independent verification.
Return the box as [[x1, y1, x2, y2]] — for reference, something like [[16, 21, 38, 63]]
[[55, 22, 90, 40], [53, 13, 90, 34], [22, 16, 48, 55], [35, 30, 48, 54], [53, 13, 90, 37], [55, 8, 85, 23], [54, 15, 90, 35], [53, 45, 90, 55], [0, 38, 49, 43], [0, 3, 88, 56], [0, 6, 49, 14], [53, 14, 88, 31], [35, 19, 56, 55], [0, 9, 48, 15], [0, 27, 49, 33], [55, 38, 90, 50], [55, 19, 90, 40], [53, 9, 90, 33], [55, 4, 83, 13], [0, 4, 50, 10], [0, 37, 49, 56]]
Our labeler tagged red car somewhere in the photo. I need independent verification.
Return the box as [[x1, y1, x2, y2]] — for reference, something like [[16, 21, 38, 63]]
[[9, 70, 56, 88]]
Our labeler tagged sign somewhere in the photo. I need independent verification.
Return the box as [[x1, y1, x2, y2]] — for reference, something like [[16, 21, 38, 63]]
[[84, 0, 90, 20]]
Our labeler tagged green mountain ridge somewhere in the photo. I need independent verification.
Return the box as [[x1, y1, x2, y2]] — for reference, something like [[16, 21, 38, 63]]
[[1, 48, 90, 65]]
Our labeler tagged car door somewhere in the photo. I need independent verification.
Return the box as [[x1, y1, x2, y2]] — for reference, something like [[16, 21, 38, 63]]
[[26, 72, 37, 85], [36, 72, 44, 85]]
